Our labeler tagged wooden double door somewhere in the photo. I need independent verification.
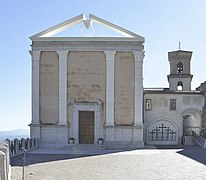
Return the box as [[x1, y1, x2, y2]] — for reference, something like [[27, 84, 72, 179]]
[[79, 111, 94, 144]]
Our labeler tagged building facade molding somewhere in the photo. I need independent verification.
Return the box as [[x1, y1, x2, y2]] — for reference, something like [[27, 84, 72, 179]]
[[31, 41, 143, 52]]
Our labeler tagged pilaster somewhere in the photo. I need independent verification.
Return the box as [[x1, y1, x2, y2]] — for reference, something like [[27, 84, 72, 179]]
[[133, 51, 144, 126], [104, 51, 116, 126], [31, 50, 41, 125], [57, 50, 68, 125]]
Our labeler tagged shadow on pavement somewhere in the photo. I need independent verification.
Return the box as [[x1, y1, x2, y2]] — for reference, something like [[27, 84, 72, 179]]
[[11, 153, 102, 166], [156, 145, 206, 165], [12, 145, 206, 167]]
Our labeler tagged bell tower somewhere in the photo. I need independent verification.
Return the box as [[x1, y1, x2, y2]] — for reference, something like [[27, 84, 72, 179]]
[[167, 50, 193, 91]]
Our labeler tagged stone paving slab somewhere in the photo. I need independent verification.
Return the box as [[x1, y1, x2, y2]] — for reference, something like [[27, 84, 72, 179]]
[[11, 145, 206, 180]]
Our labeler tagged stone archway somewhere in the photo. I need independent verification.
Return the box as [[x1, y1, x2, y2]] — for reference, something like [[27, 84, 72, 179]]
[[182, 109, 202, 136], [147, 119, 178, 145]]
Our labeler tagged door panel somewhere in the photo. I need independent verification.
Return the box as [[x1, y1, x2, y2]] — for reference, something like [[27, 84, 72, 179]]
[[79, 111, 94, 144]]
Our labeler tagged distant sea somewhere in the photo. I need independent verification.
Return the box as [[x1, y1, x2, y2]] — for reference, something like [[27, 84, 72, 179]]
[[0, 129, 30, 143]]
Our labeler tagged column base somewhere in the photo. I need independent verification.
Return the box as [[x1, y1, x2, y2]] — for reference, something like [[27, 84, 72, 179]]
[[58, 122, 68, 126], [29, 123, 41, 139], [134, 122, 144, 127], [38, 124, 68, 148], [105, 123, 115, 127]]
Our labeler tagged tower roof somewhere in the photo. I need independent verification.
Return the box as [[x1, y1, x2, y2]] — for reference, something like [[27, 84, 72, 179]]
[[168, 50, 192, 62]]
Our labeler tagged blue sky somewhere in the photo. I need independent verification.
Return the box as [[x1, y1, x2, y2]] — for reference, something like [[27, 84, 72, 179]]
[[0, 0, 206, 131]]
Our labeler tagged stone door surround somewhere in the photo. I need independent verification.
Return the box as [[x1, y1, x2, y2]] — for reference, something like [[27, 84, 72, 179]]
[[71, 99, 102, 144]]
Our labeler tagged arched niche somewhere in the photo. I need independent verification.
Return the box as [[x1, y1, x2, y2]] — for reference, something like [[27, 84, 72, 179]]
[[147, 119, 178, 145]]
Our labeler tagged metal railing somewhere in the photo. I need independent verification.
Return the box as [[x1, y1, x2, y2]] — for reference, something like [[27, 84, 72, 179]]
[[192, 130, 206, 148], [9, 138, 38, 157]]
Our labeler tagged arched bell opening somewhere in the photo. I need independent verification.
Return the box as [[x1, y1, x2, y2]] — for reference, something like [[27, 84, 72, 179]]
[[177, 81, 183, 91], [177, 61, 183, 74]]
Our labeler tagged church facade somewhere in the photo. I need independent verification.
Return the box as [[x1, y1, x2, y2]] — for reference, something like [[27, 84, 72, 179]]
[[29, 14, 205, 149]]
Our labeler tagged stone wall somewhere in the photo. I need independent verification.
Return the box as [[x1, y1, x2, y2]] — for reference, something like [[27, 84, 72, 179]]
[[67, 51, 106, 124], [40, 51, 59, 124], [115, 51, 135, 125]]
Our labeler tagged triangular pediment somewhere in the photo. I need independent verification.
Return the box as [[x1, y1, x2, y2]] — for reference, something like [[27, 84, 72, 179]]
[[30, 14, 144, 42]]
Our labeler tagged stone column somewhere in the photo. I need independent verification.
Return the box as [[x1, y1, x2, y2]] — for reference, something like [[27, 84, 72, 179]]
[[133, 51, 144, 126], [57, 50, 68, 125], [104, 51, 116, 126], [31, 50, 41, 125]]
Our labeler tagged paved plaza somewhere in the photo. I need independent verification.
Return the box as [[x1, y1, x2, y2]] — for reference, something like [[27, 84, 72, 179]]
[[11, 145, 206, 180]]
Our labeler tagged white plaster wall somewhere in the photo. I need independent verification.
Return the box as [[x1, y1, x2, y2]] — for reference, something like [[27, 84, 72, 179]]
[[144, 93, 203, 144]]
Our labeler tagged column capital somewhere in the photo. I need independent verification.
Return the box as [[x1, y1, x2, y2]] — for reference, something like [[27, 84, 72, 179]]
[[104, 50, 116, 60], [57, 50, 68, 61], [133, 51, 145, 62], [30, 50, 41, 61]]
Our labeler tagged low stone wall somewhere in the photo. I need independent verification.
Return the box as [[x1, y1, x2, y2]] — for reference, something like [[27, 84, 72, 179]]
[[0, 138, 37, 180]]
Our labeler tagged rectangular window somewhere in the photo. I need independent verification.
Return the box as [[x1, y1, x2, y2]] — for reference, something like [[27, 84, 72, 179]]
[[145, 99, 152, 111], [170, 99, 176, 110]]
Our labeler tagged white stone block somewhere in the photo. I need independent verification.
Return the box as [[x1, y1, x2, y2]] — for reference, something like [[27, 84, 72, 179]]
[[0, 151, 6, 180], [105, 126, 144, 149], [30, 125, 40, 139], [39, 125, 68, 148], [0, 143, 10, 180]]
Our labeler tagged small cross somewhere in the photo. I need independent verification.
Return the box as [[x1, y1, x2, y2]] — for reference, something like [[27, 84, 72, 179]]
[[159, 123, 167, 140], [170, 130, 176, 140], [165, 127, 172, 140], [154, 127, 160, 140], [149, 130, 156, 140]]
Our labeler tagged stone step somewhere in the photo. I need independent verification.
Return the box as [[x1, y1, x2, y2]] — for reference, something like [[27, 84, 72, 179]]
[[61, 144, 104, 150]]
